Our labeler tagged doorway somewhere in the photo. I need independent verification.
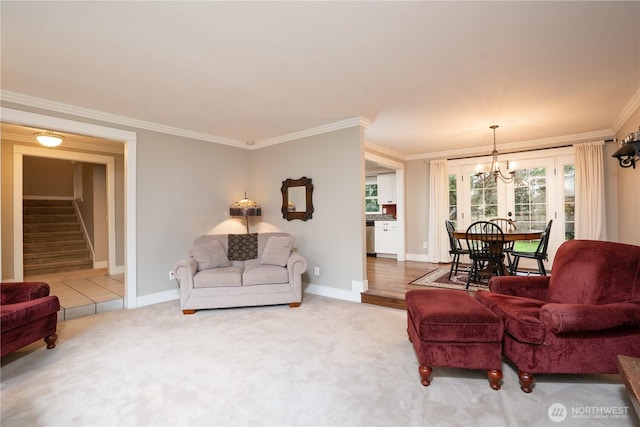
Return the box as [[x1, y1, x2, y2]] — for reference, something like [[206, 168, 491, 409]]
[[1, 107, 138, 308]]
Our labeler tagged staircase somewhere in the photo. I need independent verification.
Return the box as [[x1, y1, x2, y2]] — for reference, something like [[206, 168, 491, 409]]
[[23, 199, 93, 276]]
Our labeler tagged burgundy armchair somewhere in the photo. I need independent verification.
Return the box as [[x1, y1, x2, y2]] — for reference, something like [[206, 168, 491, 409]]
[[1, 282, 60, 357], [475, 239, 640, 393]]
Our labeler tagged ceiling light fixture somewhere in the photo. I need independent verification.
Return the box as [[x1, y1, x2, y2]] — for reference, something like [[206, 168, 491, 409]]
[[34, 131, 64, 148], [474, 125, 516, 185], [612, 128, 640, 169]]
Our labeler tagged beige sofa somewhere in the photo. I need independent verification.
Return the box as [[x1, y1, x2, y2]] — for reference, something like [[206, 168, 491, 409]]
[[173, 232, 307, 314]]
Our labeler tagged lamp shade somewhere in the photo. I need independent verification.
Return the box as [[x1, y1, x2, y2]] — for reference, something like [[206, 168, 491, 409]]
[[229, 194, 261, 217]]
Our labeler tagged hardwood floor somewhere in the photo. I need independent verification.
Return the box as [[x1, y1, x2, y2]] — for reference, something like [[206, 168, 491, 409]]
[[362, 256, 449, 310]]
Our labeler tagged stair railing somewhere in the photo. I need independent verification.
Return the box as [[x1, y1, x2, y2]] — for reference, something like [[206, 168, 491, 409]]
[[73, 200, 96, 265]]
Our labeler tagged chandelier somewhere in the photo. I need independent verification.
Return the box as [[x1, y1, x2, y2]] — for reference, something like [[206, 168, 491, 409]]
[[474, 125, 516, 185], [612, 128, 640, 169]]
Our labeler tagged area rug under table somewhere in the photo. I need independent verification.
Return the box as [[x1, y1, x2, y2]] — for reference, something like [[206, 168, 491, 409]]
[[408, 268, 489, 292]]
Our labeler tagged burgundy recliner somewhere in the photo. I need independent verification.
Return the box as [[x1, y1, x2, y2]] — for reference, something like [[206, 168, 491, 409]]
[[476, 239, 640, 392], [1, 282, 60, 357]]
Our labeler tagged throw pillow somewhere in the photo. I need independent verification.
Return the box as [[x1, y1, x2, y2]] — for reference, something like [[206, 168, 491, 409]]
[[261, 236, 295, 266], [189, 240, 230, 270], [228, 233, 258, 261]]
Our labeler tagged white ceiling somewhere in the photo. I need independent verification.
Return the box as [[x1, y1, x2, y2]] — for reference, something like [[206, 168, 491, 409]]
[[2, 1, 639, 158]]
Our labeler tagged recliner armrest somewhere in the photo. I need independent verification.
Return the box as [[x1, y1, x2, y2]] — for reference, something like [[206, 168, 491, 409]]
[[489, 275, 550, 300], [1, 282, 50, 305], [540, 302, 640, 334]]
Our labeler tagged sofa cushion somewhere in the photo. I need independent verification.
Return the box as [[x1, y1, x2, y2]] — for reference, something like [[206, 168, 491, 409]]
[[260, 236, 295, 266], [1, 297, 60, 330], [228, 233, 258, 261], [242, 265, 289, 286], [189, 240, 230, 271], [546, 240, 640, 305], [475, 290, 547, 344], [193, 266, 243, 288]]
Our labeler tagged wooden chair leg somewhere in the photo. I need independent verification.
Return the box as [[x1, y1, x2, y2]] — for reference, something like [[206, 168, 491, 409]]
[[487, 369, 502, 390], [518, 371, 535, 393], [289, 302, 301, 308], [418, 366, 432, 386], [182, 309, 196, 315], [45, 333, 58, 349]]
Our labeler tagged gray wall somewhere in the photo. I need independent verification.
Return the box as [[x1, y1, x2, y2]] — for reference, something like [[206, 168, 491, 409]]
[[23, 156, 74, 197], [136, 131, 253, 297], [252, 126, 366, 292]]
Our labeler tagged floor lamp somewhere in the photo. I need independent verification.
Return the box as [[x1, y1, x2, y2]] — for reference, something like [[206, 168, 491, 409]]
[[229, 193, 262, 233]]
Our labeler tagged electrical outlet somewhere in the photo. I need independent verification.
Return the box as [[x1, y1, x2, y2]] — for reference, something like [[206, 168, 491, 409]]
[[169, 270, 175, 280], [423, 242, 428, 249], [314, 266, 320, 276]]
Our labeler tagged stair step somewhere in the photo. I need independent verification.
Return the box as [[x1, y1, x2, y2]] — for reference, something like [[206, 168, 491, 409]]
[[24, 223, 82, 233], [23, 206, 76, 215], [24, 260, 94, 276], [24, 248, 91, 264], [24, 231, 85, 243], [23, 199, 73, 207], [22, 199, 93, 276], [24, 240, 88, 253], [24, 214, 79, 224]]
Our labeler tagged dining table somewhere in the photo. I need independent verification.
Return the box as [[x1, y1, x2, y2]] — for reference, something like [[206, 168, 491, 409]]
[[452, 228, 544, 277]]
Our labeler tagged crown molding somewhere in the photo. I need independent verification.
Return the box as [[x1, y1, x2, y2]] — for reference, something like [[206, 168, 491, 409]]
[[364, 140, 406, 162], [254, 117, 372, 149], [2, 91, 373, 150], [612, 87, 640, 134], [1, 91, 243, 147], [2, 132, 125, 155], [406, 129, 615, 161]]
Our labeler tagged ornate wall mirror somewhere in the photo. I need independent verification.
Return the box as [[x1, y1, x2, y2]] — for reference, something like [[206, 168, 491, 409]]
[[281, 177, 314, 221]]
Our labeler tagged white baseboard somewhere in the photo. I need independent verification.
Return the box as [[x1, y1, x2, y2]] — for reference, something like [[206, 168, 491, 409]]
[[135, 288, 180, 308], [304, 282, 362, 303], [405, 253, 429, 262], [94, 260, 108, 269]]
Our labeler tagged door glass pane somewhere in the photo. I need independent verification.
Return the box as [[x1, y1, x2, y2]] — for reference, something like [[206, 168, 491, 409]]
[[448, 174, 457, 226], [513, 167, 547, 230], [564, 165, 575, 240], [469, 174, 497, 221]]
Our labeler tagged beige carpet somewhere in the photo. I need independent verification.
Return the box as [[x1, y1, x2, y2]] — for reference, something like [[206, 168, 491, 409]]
[[1, 294, 636, 427]]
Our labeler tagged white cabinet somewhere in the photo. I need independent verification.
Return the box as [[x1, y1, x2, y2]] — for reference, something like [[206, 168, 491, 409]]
[[374, 221, 398, 255], [377, 173, 396, 204]]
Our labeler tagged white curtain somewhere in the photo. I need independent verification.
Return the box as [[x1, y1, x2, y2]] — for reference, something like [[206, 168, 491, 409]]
[[427, 159, 451, 262], [575, 141, 607, 240]]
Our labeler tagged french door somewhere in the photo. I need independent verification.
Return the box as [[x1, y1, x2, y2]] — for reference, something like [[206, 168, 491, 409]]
[[450, 147, 574, 271]]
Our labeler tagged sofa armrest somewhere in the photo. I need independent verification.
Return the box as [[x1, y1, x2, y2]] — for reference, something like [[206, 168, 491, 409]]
[[1, 282, 50, 305], [540, 302, 640, 334], [287, 251, 308, 274], [489, 275, 550, 300], [173, 258, 198, 290]]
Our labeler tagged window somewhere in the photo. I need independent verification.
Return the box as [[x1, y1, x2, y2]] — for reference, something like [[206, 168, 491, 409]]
[[469, 173, 498, 221], [563, 165, 575, 240], [365, 178, 379, 213], [448, 174, 458, 227], [513, 167, 547, 231]]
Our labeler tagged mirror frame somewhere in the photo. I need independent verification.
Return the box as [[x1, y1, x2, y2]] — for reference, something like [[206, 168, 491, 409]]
[[281, 177, 314, 221]]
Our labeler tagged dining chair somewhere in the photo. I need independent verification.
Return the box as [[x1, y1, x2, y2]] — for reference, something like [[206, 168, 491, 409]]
[[465, 221, 506, 288], [509, 220, 553, 276], [488, 218, 517, 270], [445, 220, 470, 280]]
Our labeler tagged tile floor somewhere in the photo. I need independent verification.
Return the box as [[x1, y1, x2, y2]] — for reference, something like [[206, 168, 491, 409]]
[[25, 268, 125, 322]]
